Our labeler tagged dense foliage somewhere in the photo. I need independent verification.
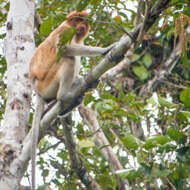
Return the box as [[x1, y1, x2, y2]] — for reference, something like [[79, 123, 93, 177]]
[[1, 0, 190, 189]]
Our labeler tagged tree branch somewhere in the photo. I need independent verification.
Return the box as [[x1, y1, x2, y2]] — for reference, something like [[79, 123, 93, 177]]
[[39, 0, 172, 132], [20, 0, 172, 178], [79, 105, 130, 190], [60, 115, 102, 190]]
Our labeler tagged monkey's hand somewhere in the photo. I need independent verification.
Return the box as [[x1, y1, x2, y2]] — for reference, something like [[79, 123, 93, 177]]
[[102, 43, 116, 56]]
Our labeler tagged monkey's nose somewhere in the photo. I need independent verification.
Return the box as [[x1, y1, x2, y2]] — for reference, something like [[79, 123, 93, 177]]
[[77, 25, 86, 32]]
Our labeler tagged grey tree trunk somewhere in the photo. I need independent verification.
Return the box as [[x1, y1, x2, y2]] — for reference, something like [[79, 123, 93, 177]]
[[0, 0, 35, 189]]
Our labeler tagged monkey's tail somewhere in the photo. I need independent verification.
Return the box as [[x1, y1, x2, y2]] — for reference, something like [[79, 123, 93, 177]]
[[31, 94, 44, 190]]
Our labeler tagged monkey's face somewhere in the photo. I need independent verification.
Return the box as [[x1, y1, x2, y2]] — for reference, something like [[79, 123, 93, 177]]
[[76, 21, 90, 39], [68, 17, 90, 37], [66, 11, 90, 43]]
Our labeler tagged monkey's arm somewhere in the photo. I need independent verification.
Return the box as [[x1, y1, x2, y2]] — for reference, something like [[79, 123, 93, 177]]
[[63, 44, 114, 57]]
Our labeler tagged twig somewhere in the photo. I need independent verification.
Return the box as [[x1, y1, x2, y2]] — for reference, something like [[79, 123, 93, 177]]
[[37, 141, 61, 155], [166, 177, 176, 190], [135, 0, 152, 47]]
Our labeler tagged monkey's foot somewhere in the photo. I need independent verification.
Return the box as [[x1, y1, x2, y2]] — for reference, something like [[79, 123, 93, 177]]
[[59, 93, 84, 116], [88, 79, 99, 89], [42, 100, 57, 118]]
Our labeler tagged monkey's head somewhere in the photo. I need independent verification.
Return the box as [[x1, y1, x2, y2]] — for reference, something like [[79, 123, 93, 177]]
[[66, 11, 90, 43]]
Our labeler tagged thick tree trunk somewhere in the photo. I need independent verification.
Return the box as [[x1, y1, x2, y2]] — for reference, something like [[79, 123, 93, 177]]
[[0, 0, 35, 189]]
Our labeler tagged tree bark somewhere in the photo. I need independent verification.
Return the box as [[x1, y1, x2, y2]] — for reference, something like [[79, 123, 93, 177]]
[[0, 0, 35, 189]]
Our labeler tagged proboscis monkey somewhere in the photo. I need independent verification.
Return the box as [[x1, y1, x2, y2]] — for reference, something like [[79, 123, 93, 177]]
[[29, 11, 113, 190]]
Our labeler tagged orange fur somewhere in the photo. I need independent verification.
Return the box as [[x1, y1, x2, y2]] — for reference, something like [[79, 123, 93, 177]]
[[29, 11, 90, 101]]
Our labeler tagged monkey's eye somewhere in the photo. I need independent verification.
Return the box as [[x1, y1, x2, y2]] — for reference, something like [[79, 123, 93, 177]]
[[75, 17, 86, 22]]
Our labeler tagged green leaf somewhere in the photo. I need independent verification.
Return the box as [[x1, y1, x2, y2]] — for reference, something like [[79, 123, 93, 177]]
[[131, 54, 140, 62], [144, 136, 170, 150], [127, 112, 139, 122], [125, 92, 136, 103], [152, 168, 171, 178], [76, 0, 91, 11], [42, 169, 49, 178], [91, 0, 103, 6], [166, 27, 174, 39], [142, 53, 152, 68], [180, 87, 190, 107], [95, 99, 114, 114], [171, 0, 179, 4], [57, 27, 77, 62], [37, 185, 47, 190], [182, 52, 189, 69], [137, 150, 149, 166], [78, 138, 95, 149], [146, 97, 157, 106], [122, 134, 141, 150], [157, 143, 176, 153], [178, 111, 190, 122], [58, 27, 77, 46], [40, 17, 54, 36], [158, 96, 178, 108], [84, 92, 95, 105], [133, 65, 150, 80], [167, 128, 187, 144], [180, 111, 190, 118]]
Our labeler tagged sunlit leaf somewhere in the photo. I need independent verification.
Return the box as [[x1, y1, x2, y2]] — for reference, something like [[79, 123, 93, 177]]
[[152, 168, 171, 178], [78, 138, 95, 149], [146, 97, 157, 106], [158, 96, 178, 108], [102, 112, 112, 118], [114, 15, 122, 23], [116, 0, 120, 4]]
